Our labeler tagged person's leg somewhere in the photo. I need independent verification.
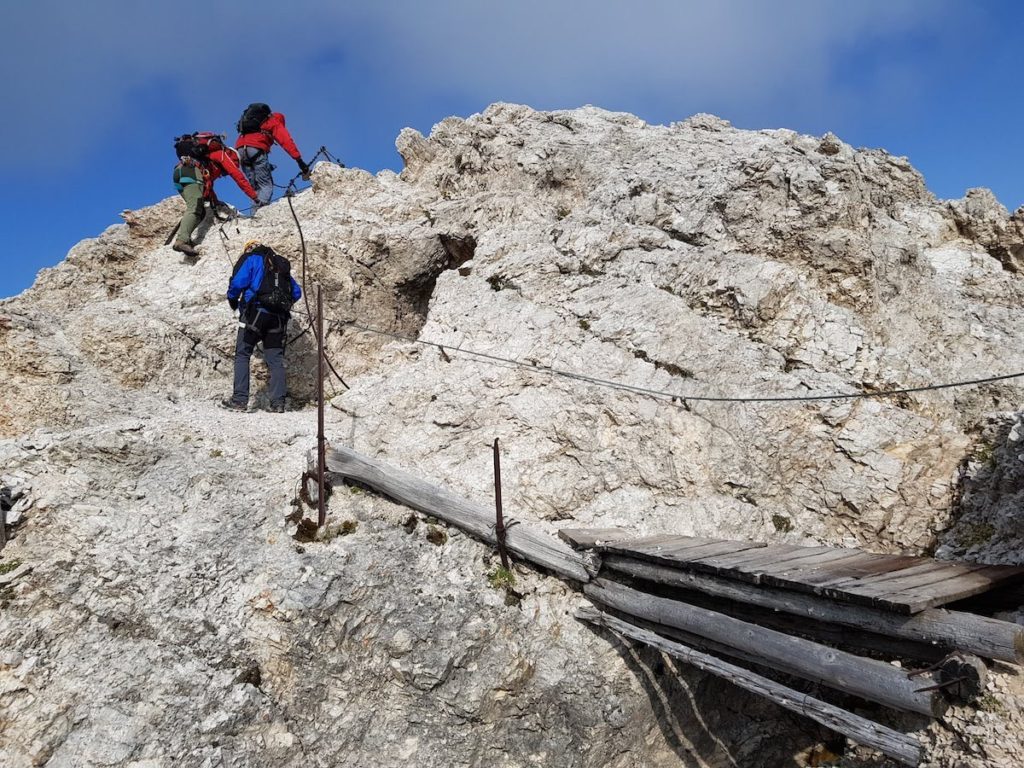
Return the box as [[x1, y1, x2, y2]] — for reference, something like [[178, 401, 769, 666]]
[[176, 183, 205, 245], [263, 319, 287, 408], [231, 318, 259, 405], [243, 147, 275, 206]]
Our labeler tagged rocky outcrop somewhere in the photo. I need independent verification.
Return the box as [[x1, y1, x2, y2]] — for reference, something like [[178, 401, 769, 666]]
[[2, 103, 1024, 767]]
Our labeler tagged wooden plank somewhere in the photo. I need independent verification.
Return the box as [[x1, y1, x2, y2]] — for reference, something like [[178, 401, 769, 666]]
[[627, 534, 716, 550], [618, 535, 726, 556], [584, 578, 947, 717], [602, 537, 767, 571], [828, 562, 974, 593], [877, 567, 1024, 614], [739, 547, 847, 576], [815, 563, 1024, 614], [602, 554, 1024, 663], [757, 550, 890, 588], [557, 527, 630, 550], [781, 553, 908, 592], [762, 555, 929, 598], [636, 540, 768, 563], [320, 445, 592, 582], [578, 608, 923, 766], [683, 544, 811, 582]]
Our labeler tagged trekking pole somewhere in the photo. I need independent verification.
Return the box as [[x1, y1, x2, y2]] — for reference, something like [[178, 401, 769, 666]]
[[164, 220, 182, 246], [316, 286, 327, 529]]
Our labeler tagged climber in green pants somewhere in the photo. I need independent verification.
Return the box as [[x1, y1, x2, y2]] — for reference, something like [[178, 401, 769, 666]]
[[172, 158, 206, 257]]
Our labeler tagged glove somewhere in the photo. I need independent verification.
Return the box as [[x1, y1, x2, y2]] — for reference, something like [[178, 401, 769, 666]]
[[297, 158, 311, 180], [250, 197, 263, 210], [228, 297, 239, 311]]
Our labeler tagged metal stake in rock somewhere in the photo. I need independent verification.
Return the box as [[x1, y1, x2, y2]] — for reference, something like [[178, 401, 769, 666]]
[[317, 286, 327, 529], [493, 438, 510, 570]]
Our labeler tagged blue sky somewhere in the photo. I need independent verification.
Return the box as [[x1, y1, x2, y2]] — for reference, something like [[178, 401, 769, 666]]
[[2, 1, 1022, 298]]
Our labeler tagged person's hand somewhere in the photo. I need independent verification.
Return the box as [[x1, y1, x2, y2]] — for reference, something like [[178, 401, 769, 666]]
[[228, 297, 239, 311], [250, 197, 262, 210], [297, 158, 311, 180]]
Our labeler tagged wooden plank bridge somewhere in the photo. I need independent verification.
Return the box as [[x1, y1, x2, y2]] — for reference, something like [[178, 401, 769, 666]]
[[559, 528, 1024, 615], [317, 444, 1024, 767]]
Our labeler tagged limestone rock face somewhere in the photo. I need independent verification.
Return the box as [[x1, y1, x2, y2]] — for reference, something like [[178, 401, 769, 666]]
[[3, 103, 1024, 767]]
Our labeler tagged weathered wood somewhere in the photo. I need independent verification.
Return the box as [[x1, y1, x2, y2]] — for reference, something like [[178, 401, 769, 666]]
[[603, 538, 778, 577], [751, 548, 865, 574], [821, 566, 1024, 615], [558, 527, 630, 550], [755, 552, 911, 590], [319, 445, 592, 582], [937, 653, 987, 702], [680, 544, 810, 580], [585, 578, 947, 717], [602, 554, 1024, 664], [634, 581, 950, 664], [578, 607, 923, 767]]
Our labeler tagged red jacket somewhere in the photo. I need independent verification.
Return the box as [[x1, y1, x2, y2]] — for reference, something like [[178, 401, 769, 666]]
[[236, 112, 302, 161], [206, 147, 258, 200]]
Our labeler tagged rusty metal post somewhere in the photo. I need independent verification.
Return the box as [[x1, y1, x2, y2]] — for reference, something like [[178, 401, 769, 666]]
[[317, 286, 327, 529], [493, 438, 510, 570]]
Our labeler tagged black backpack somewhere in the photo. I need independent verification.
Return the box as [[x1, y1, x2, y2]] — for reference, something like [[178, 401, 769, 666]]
[[255, 249, 295, 313], [174, 132, 226, 162], [237, 103, 272, 134], [174, 134, 205, 161]]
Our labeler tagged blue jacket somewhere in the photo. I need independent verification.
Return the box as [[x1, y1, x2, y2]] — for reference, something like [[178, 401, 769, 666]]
[[227, 252, 302, 307]]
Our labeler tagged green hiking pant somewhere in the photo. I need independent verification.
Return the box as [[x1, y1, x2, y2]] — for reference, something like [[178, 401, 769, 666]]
[[176, 183, 205, 244]]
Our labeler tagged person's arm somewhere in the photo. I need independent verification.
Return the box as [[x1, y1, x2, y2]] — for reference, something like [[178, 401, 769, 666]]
[[213, 151, 259, 201], [267, 113, 302, 161], [227, 255, 257, 302]]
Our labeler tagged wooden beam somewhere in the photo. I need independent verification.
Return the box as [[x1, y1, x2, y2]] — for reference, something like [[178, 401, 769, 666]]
[[577, 608, 923, 767], [585, 578, 947, 717], [632, 582, 951, 665], [603, 554, 1024, 664], [558, 527, 630, 550], [319, 444, 592, 582]]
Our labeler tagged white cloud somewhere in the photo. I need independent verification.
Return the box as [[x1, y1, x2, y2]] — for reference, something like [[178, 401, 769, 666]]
[[2, 0, 959, 169]]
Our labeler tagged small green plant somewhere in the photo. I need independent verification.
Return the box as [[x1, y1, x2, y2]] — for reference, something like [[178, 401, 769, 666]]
[[488, 566, 516, 591], [958, 522, 995, 548], [209, 449, 223, 458], [318, 519, 359, 542], [975, 442, 996, 469], [577, 318, 591, 331], [978, 694, 1006, 714], [0, 560, 22, 575], [771, 515, 794, 533]]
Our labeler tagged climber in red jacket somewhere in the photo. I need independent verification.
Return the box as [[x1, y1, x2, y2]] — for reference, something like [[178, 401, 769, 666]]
[[235, 103, 311, 207], [172, 133, 259, 257]]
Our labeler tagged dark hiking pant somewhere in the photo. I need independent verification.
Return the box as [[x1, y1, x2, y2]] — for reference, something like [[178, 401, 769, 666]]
[[240, 146, 276, 206], [231, 306, 288, 406]]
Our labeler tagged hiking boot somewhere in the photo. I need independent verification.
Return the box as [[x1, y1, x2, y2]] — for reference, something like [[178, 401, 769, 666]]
[[172, 241, 199, 257], [269, 400, 286, 413], [219, 398, 247, 412]]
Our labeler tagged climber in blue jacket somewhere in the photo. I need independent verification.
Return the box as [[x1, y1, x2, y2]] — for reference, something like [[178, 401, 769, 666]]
[[222, 240, 301, 413]]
